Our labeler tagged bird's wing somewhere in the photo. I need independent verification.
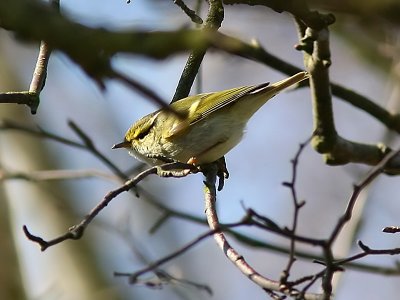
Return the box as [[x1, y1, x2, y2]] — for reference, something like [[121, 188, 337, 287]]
[[165, 83, 269, 138]]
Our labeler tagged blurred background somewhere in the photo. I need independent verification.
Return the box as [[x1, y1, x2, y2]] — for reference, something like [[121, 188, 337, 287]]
[[1, 0, 400, 299]]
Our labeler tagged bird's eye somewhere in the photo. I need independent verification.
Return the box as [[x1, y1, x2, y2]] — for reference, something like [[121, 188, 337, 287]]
[[134, 121, 155, 140], [135, 128, 151, 140], [132, 111, 159, 141]]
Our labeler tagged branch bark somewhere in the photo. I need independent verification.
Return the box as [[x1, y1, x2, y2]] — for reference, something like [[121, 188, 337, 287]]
[[202, 165, 324, 300]]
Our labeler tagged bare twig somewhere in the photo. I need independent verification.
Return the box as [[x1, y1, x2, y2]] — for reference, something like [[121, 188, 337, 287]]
[[311, 149, 400, 298], [110, 70, 175, 113], [0, 119, 85, 148], [248, 208, 325, 246], [223, 0, 335, 30], [0, 92, 39, 113], [202, 164, 324, 300], [0, 168, 119, 182], [93, 218, 212, 296], [328, 149, 400, 245], [281, 137, 311, 284], [333, 241, 400, 268], [382, 226, 400, 234], [0, 0, 59, 114], [115, 223, 242, 284], [23, 165, 160, 250], [23, 161, 199, 250], [0, 119, 128, 180], [29, 40, 51, 95], [358, 240, 400, 256], [67, 120, 129, 179], [173, 0, 203, 24], [139, 189, 400, 276]]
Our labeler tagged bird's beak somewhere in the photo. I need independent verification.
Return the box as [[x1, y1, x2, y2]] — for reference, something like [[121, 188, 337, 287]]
[[112, 141, 131, 149]]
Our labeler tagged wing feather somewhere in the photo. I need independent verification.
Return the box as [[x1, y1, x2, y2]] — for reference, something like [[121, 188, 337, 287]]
[[166, 82, 269, 138], [188, 83, 270, 125]]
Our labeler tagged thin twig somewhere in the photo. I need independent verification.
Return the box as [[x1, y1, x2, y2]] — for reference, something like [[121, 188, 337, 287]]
[[0, 92, 39, 113], [173, 0, 203, 24], [67, 120, 129, 179], [115, 222, 242, 284], [23, 161, 198, 250], [93, 218, 212, 295], [202, 164, 324, 300], [382, 226, 400, 234], [23, 166, 159, 250], [0, 168, 119, 182], [328, 148, 400, 245], [0, 119, 128, 180], [139, 189, 400, 276], [315, 148, 400, 298], [2, 32, 52, 114], [281, 137, 311, 284], [334, 241, 400, 267], [109, 70, 173, 112], [248, 209, 325, 246]]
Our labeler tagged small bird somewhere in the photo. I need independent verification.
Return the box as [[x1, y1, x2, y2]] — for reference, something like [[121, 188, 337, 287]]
[[113, 71, 309, 167]]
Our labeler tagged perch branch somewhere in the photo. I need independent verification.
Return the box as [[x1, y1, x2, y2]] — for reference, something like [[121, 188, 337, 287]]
[[23, 161, 198, 250], [202, 164, 324, 300]]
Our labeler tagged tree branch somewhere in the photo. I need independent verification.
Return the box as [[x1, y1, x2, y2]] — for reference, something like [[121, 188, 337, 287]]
[[172, 0, 224, 102], [23, 166, 159, 250], [202, 164, 324, 300], [281, 138, 311, 285], [298, 19, 400, 173], [223, 0, 335, 30], [172, 0, 203, 24], [0, 0, 59, 114]]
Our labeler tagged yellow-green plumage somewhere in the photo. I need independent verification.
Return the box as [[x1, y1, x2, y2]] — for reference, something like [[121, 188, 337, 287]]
[[113, 71, 309, 165]]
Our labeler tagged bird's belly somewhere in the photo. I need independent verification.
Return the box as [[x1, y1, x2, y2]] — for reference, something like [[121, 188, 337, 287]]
[[163, 118, 245, 164]]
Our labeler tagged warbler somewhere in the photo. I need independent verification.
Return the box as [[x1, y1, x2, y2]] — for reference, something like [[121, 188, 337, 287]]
[[113, 71, 309, 166]]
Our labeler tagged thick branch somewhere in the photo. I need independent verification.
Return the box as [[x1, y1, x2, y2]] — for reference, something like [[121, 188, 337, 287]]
[[0, 0, 211, 81], [300, 21, 400, 173], [223, 0, 335, 30], [302, 27, 337, 153], [172, 0, 224, 102]]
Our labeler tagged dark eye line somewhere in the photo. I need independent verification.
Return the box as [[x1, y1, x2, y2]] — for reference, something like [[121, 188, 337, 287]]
[[135, 123, 153, 140]]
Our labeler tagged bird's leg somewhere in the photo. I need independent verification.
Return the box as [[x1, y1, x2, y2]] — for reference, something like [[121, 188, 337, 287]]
[[215, 156, 229, 191], [197, 156, 229, 191]]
